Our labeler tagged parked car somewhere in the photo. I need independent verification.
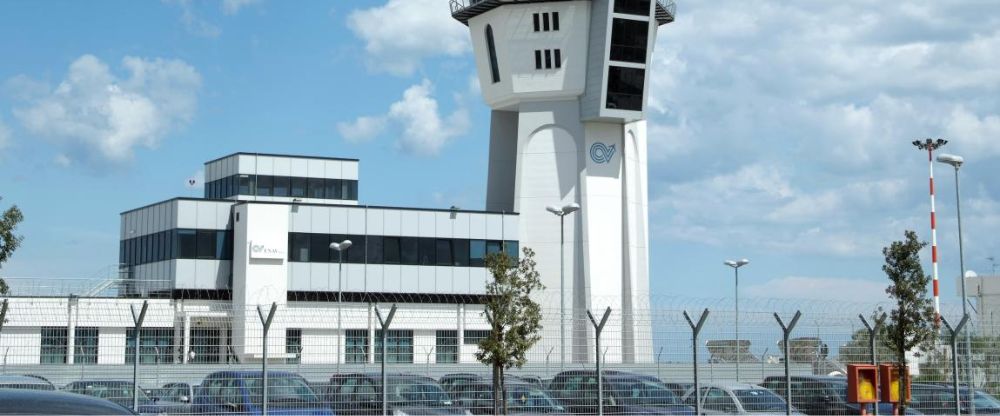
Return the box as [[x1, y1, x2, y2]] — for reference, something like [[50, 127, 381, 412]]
[[439, 373, 485, 394], [681, 383, 802, 415], [662, 382, 693, 402], [909, 383, 962, 415], [0, 388, 134, 415], [327, 373, 465, 415], [0, 375, 56, 390], [153, 382, 198, 404], [547, 370, 695, 415], [450, 379, 565, 414], [760, 375, 916, 415], [918, 383, 1000, 414], [63, 379, 188, 414], [193, 370, 331, 415]]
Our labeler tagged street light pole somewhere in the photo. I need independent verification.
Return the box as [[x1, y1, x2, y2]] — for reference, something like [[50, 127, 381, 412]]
[[937, 153, 974, 415], [330, 239, 352, 376], [725, 258, 749, 382], [547, 203, 580, 368]]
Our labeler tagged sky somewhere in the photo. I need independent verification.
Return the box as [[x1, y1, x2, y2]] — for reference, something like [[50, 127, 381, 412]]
[[0, 0, 998, 309]]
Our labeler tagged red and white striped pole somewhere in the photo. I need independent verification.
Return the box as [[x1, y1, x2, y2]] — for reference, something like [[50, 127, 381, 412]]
[[913, 138, 948, 325]]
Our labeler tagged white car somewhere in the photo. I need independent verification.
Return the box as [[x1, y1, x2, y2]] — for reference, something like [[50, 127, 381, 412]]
[[681, 383, 804, 415]]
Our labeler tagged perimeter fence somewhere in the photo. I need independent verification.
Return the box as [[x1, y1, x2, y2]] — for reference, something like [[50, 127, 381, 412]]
[[0, 295, 994, 415]]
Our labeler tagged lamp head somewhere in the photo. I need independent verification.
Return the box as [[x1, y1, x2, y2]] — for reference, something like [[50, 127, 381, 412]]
[[936, 153, 964, 168], [545, 205, 561, 215], [738, 259, 750, 266], [724, 260, 738, 267], [965, 270, 978, 279], [563, 203, 581, 214], [329, 240, 353, 251]]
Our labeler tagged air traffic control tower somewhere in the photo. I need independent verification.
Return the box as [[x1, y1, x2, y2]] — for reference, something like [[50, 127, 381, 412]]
[[451, 0, 675, 363]]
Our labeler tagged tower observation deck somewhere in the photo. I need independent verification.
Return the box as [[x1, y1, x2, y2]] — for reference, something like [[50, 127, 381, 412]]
[[451, 0, 676, 25]]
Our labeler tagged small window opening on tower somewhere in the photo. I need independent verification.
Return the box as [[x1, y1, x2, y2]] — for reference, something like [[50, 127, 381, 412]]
[[552, 12, 560, 30], [543, 13, 550, 31], [485, 25, 500, 83], [554, 49, 562, 68], [534, 50, 543, 69], [533, 13, 540, 32], [544, 50, 552, 69]]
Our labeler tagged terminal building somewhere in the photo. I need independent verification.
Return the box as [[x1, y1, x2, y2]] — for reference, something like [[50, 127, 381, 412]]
[[0, 0, 673, 367]]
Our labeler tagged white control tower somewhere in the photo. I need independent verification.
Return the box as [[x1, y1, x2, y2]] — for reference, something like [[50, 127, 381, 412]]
[[452, 0, 675, 363]]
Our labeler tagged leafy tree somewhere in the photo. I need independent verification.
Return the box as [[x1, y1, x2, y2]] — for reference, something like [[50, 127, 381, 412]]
[[0, 197, 25, 296], [970, 335, 1000, 396], [839, 326, 895, 365], [475, 247, 544, 415], [878, 230, 937, 412]]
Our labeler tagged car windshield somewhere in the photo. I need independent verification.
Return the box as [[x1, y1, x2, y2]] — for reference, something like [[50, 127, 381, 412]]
[[506, 384, 561, 412], [971, 391, 1000, 409], [246, 376, 320, 404], [610, 379, 681, 406], [389, 380, 452, 406], [734, 389, 788, 412], [72, 382, 150, 401]]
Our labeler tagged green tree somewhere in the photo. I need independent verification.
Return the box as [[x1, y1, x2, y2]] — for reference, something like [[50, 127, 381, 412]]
[[0, 197, 25, 296], [475, 247, 544, 415], [839, 325, 895, 365], [878, 230, 937, 412], [970, 335, 1000, 396]]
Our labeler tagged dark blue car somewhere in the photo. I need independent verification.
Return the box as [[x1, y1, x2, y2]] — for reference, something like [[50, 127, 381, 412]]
[[193, 370, 332, 415]]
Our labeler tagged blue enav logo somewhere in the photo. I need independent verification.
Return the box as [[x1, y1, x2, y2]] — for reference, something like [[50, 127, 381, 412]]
[[590, 142, 616, 164]]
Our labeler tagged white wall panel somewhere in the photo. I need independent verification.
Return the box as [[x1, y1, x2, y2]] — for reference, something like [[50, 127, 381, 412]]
[[329, 207, 349, 234], [309, 263, 327, 291], [418, 266, 435, 292], [273, 157, 291, 177], [307, 159, 324, 178], [256, 156, 275, 176], [454, 268, 470, 293], [169, 201, 178, 229], [504, 215, 519, 240], [195, 260, 216, 289], [324, 160, 342, 180], [469, 214, 487, 239], [435, 212, 453, 238], [366, 209, 384, 235], [383, 265, 401, 293], [345, 264, 365, 292], [348, 208, 366, 235], [382, 210, 401, 236], [366, 265, 384, 292], [196, 201, 214, 229], [418, 212, 435, 237], [342, 161, 359, 180], [293, 206, 313, 232], [175, 260, 195, 288], [451, 213, 470, 239], [238, 154, 257, 175], [176, 200, 197, 229], [487, 215, 504, 239], [435, 266, 453, 293], [400, 266, 419, 292], [311, 206, 330, 234], [290, 157, 308, 178], [400, 211, 419, 237]]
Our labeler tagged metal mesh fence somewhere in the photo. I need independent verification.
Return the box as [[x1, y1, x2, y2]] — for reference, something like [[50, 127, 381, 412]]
[[0, 295, 995, 415]]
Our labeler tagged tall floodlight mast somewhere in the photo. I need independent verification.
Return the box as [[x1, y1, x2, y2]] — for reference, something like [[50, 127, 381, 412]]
[[452, 0, 676, 364]]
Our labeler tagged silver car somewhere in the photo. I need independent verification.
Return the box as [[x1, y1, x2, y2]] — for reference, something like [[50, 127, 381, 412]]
[[681, 383, 803, 415]]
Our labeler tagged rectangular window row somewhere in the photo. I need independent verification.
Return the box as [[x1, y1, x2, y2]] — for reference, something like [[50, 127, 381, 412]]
[[606, 65, 646, 111], [125, 327, 174, 364], [610, 18, 649, 63], [205, 174, 358, 201], [532, 12, 559, 32], [120, 229, 233, 266], [614, 0, 651, 16], [534, 49, 562, 70], [39, 327, 100, 365], [288, 232, 518, 267]]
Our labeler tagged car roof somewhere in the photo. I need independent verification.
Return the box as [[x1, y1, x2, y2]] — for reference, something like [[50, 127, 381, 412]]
[[0, 389, 134, 415], [0, 375, 51, 384], [694, 382, 773, 391], [206, 370, 301, 378]]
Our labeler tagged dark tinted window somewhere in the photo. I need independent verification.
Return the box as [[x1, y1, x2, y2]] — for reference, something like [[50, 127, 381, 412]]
[[554, 49, 562, 68], [552, 12, 560, 30], [40, 327, 68, 364], [344, 180, 358, 200], [535, 50, 543, 69], [436, 239, 453, 266], [311, 233, 330, 263], [610, 18, 649, 63], [486, 240, 503, 256], [177, 229, 197, 259], [347, 236, 366, 264], [453, 239, 470, 267], [614, 0, 651, 15], [74, 327, 99, 364], [470, 240, 486, 267], [290, 233, 310, 262], [384, 237, 401, 264], [257, 175, 273, 196], [532, 13, 540, 31], [418, 238, 436, 265], [400, 237, 419, 265], [308, 178, 325, 199], [290, 177, 307, 197], [606, 66, 645, 111], [273, 176, 290, 197], [326, 178, 342, 199], [367, 236, 383, 264], [239, 174, 255, 195], [196, 230, 216, 259], [486, 25, 500, 83]]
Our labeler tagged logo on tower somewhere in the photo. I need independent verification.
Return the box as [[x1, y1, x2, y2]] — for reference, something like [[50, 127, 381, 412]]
[[590, 142, 616, 164]]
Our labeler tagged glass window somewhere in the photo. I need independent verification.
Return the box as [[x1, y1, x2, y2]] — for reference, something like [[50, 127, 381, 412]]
[[346, 329, 369, 363], [273, 176, 290, 197], [307, 178, 325, 199], [222, 231, 233, 260], [286, 329, 302, 364], [606, 66, 645, 111], [545, 49, 552, 68], [290, 177, 307, 198], [400, 237, 419, 265], [554, 49, 562, 68], [224, 175, 233, 197], [383, 237, 401, 264], [257, 175, 273, 196], [610, 18, 649, 63], [290, 233, 310, 262], [196, 230, 216, 259], [532, 13, 540, 31], [535, 50, 542, 70], [436, 239, 453, 266], [375, 329, 414, 363], [165, 230, 174, 260], [73, 326, 98, 364], [347, 235, 366, 264], [326, 179, 342, 200], [191, 328, 220, 364], [40, 327, 68, 364], [310, 233, 330, 263], [367, 236, 384, 264], [486, 25, 500, 83], [418, 238, 436, 266], [214, 231, 227, 260], [464, 330, 490, 345], [125, 328, 173, 364], [470, 240, 486, 267], [344, 180, 358, 200], [552, 11, 560, 30], [177, 230, 197, 259], [505, 241, 519, 260], [543, 12, 550, 31], [436, 330, 458, 363], [239, 174, 256, 195], [614, 0, 651, 15], [486, 240, 503, 255], [453, 239, 470, 267]]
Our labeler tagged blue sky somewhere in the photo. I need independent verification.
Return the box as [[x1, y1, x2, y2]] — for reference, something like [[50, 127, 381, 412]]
[[0, 0, 998, 307]]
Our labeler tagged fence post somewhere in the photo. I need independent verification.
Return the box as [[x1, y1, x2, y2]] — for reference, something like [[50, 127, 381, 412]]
[[775, 311, 802, 416], [257, 302, 277, 416], [129, 300, 148, 413], [376, 304, 397, 416], [1, 300, 9, 374], [942, 314, 970, 416], [656, 347, 664, 380], [587, 307, 612, 416], [860, 313, 886, 416], [684, 309, 710, 416]]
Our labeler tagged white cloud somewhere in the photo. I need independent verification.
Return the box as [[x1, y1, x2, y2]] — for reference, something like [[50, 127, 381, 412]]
[[347, 0, 470, 76], [0, 118, 10, 152], [745, 276, 890, 304], [221, 0, 260, 15], [339, 79, 469, 156], [53, 154, 71, 167], [336, 116, 386, 143], [11, 54, 201, 164], [163, 0, 222, 37]]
